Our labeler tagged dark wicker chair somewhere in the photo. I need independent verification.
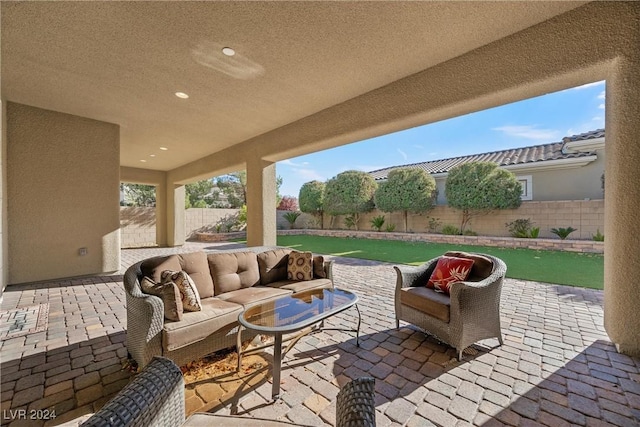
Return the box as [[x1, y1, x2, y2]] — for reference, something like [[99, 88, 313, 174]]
[[336, 377, 376, 427], [81, 356, 184, 427], [394, 252, 507, 360]]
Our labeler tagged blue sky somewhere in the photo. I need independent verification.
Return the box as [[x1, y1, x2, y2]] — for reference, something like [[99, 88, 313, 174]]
[[276, 80, 605, 198]]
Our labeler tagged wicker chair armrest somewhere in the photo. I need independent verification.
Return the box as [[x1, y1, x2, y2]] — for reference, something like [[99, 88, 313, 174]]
[[449, 255, 507, 320], [324, 259, 335, 285], [124, 263, 166, 367], [336, 377, 376, 427], [81, 357, 185, 427], [394, 257, 439, 290]]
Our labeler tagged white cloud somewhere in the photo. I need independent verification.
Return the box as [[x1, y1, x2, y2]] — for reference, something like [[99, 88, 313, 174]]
[[293, 168, 325, 182], [492, 125, 561, 142], [592, 116, 602, 121], [397, 149, 407, 161], [598, 103, 605, 110], [571, 81, 605, 90], [597, 90, 606, 100]]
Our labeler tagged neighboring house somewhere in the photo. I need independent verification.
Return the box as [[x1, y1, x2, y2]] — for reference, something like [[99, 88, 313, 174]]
[[369, 129, 605, 204]]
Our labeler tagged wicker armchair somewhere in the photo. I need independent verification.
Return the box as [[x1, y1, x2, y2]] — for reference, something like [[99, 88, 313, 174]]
[[82, 357, 185, 427], [394, 252, 506, 360], [336, 377, 376, 427]]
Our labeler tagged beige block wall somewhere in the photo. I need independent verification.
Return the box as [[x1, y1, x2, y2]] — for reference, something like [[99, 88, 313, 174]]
[[320, 199, 604, 240], [7, 103, 120, 284], [120, 207, 157, 248], [119, 207, 241, 247]]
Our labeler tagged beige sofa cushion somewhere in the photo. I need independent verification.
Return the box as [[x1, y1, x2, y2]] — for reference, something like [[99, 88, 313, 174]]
[[400, 286, 450, 323], [179, 252, 215, 299], [208, 252, 260, 295], [162, 298, 242, 352], [141, 255, 182, 284], [267, 278, 332, 293], [215, 286, 291, 308], [257, 248, 291, 285]]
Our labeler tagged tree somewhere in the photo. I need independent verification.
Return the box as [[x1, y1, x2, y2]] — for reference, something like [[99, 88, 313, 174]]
[[374, 168, 437, 232], [216, 172, 247, 208], [216, 171, 283, 208], [324, 170, 377, 230], [185, 179, 214, 209], [445, 161, 522, 233], [278, 196, 298, 211], [120, 183, 156, 207], [299, 180, 326, 229]]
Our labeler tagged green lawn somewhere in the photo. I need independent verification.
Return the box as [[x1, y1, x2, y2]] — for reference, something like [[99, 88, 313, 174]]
[[257, 235, 603, 289]]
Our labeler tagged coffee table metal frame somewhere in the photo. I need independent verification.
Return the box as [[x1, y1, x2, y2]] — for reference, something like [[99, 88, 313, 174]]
[[237, 288, 361, 400]]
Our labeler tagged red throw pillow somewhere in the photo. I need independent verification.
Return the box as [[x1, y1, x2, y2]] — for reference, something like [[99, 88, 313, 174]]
[[427, 256, 475, 294]]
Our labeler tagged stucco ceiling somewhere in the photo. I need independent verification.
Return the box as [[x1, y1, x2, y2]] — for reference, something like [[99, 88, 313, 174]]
[[1, 1, 587, 171]]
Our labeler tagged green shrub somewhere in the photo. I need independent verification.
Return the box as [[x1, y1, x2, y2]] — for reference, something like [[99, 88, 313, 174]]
[[370, 215, 386, 232], [442, 225, 460, 235], [427, 217, 442, 233], [551, 226, 577, 240], [344, 214, 358, 230], [385, 223, 396, 232], [530, 227, 540, 238], [462, 229, 477, 236], [592, 229, 604, 241], [506, 218, 532, 238], [283, 211, 302, 229]]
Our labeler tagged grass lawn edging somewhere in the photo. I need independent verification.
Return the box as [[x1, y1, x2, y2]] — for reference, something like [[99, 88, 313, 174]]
[[275, 229, 604, 254]]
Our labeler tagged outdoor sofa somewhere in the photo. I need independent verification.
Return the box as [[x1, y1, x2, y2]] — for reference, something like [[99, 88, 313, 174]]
[[394, 251, 507, 360], [124, 247, 333, 368]]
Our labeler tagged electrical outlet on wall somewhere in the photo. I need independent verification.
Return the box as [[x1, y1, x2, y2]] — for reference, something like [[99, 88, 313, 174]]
[[78, 247, 88, 256]]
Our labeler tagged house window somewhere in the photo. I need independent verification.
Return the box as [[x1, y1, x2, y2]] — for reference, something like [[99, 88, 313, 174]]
[[517, 175, 533, 201]]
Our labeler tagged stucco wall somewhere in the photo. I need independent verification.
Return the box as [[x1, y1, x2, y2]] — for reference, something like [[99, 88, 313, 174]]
[[6, 103, 120, 284], [1, 101, 7, 290]]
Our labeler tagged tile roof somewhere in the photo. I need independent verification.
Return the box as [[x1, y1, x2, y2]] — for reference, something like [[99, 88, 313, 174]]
[[369, 129, 604, 180]]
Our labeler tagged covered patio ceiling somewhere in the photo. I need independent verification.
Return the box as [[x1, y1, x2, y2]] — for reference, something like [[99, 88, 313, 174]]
[[2, 1, 586, 172]]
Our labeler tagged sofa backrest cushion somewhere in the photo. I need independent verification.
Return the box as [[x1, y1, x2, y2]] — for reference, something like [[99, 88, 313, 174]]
[[140, 255, 182, 284], [179, 252, 215, 299], [257, 248, 292, 285], [444, 251, 493, 281], [208, 251, 260, 295]]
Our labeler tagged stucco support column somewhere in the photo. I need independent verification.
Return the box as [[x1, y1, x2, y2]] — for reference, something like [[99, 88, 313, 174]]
[[155, 180, 168, 246], [166, 183, 185, 247], [246, 157, 277, 247], [604, 54, 640, 356]]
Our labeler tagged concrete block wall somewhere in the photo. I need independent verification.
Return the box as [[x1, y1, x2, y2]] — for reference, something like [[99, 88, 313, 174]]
[[119, 207, 157, 248], [120, 200, 605, 248], [321, 200, 604, 240]]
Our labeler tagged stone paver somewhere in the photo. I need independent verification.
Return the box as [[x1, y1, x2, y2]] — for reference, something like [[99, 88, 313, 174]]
[[0, 241, 639, 426]]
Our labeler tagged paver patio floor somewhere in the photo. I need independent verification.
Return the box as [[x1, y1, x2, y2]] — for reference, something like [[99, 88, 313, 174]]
[[1, 241, 639, 426]]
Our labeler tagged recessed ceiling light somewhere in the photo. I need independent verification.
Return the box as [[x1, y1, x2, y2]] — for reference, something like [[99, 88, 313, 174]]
[[175, 92, 189, 99], [140, 159, 147, 163], [222, 47, 236, 57], [150, 154, 156, 157], [159, 147, 169, 151]]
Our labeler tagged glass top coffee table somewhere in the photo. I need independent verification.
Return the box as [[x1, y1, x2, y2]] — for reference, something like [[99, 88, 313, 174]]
[[237, 287, 360, 400]]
